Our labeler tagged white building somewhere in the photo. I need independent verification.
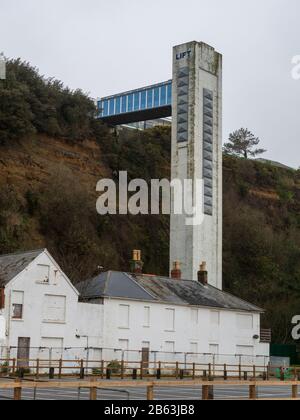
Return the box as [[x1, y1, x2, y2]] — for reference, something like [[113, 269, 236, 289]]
[[0, 249, 270, 368], [78, 264, 270, 366], [0, 249, 103, 364]]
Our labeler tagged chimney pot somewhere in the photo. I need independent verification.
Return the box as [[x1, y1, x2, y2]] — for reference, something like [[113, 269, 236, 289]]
[[198, 261, 208, 285], [171, 261, 181, 280], [130, 250, 143, 274]]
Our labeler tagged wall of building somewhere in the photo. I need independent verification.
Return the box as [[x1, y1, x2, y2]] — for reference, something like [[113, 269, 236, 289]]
[[102, 297, 269, 365], [0, 251, 269, 367], [0, 251, 103, 362]]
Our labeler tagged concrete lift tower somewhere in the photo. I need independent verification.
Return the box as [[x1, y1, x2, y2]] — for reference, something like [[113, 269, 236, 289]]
[[170, 41, 222, 289], [98, 41, 223, 289]]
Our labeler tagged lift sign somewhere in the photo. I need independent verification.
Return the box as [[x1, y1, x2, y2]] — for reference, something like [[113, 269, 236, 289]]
[[176, 50, 192, 61]]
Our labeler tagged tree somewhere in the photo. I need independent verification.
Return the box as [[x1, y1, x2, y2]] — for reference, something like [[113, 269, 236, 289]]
[[223, 128, 266, 159]]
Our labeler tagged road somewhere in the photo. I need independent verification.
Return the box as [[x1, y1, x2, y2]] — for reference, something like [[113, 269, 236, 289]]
[[0, 380, 296, 400]]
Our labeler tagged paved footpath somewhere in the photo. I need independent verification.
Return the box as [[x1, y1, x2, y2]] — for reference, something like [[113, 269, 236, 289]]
[[0, 379, 295, 400]]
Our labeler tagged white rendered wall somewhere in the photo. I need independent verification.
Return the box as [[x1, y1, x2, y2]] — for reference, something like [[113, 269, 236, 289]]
[[170, 41, 223, 289], [0, 251, 104, 361], [102, 297, 269, 364]]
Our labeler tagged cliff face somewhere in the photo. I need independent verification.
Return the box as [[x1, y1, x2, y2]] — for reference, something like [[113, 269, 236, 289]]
[[1, 58, 300, 344]]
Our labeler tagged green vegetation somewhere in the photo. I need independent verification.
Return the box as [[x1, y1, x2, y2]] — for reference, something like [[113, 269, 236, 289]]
[[224, 128, 266, 159], [0, 59, 97, 144], [1, 59, 300, 344]]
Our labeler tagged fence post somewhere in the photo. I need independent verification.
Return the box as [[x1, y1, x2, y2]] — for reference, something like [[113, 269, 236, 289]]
[[36, 359, 40, 379], [58, 359, 62, 379], [140, 361, 143, 380], [224, 366, 228, 381], [101, 360, 104, 379], [239, 364, 242, 381], [14, 379, 22, 400], [280, 367, 285, 382], [80, 359, 84, 377], [89, 378, 97, 401], [202, 385, 209, 400], [49, 367, 55, 380], [175, 362, 179, 379], [192, 363, 196, 380], [12, 358, 16, 375], [292, 385, 298, 399], [249, 384, 257, 400], [147, 385, 154, 400], [266, 364, 270, 381], [252, 365, 256, 380], [121, 360, 125, 380]]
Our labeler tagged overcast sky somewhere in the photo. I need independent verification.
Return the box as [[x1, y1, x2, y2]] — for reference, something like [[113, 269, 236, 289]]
[[1, 0, 300, 167]]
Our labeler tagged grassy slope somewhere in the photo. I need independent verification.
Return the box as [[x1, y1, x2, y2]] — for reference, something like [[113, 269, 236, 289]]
[[1, 128, 300, 343]]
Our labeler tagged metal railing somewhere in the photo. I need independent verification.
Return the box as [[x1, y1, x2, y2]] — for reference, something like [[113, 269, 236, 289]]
[[1, 378, 300, 401]]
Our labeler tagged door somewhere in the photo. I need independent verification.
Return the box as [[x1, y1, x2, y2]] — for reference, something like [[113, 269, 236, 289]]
[[17, 337, 30, 368], [141, 342, 150, 371]]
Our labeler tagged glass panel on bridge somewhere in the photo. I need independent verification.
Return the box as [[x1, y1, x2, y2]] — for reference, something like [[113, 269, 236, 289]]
[[98, 81, 172, 120]]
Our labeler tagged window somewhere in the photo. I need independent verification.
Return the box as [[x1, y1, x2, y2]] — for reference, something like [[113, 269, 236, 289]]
[[141, 91, 147, 109], [209, 344, 219, 355], [236, 345, 254, 356], [165, 308, 175, 331], [121, 95, 127, 113], [98, 101, 103, 117], [191, 308, 199, 324], [43, 295, 66, 323], [154, 87, 160, 107], [115, 97, 121, 115], [134, 92, 140, 110], [127, 94, 133, 112], [147, 89, 153, 108], [165, 341, 175, 353], [167, 83, 172, 104], [210, 311, 220, 326], [190, 342, 198, 354], [103, 100, 109, 117], [36, 264, 50, 284], [143, 306, 150, 328], [160, 85, 167, 106], [237, 314, 253, 330], [12, 304, 23, 320], [119, 304, 130, 329], [12, 291, 24, 320], [109, 98, 115, 115]]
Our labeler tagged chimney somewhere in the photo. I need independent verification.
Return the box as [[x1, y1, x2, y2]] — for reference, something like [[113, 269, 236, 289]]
[[198, 262, 208, 285], [171, 261, 181, 280], [0, 287, 5, 310], [130, 250, 144, 274]]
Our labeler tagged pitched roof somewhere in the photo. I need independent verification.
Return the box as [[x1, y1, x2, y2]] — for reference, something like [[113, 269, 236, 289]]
[[77, 271, 156, 301], [0, 249, 44, 287], [79, 271, 263, 313]]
